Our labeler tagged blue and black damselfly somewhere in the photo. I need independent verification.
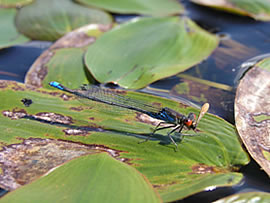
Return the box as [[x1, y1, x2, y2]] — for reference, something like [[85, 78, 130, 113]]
[[49, 81, 209, 148]]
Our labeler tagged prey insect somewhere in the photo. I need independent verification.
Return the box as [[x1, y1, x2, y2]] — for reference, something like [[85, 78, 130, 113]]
[[49, 81, 209, 149]]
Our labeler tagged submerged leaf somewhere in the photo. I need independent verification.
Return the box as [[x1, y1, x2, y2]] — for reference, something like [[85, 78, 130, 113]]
[[235, 57, 270, 176], [15, 0, 113, 41], [85, 17, 219, 89]]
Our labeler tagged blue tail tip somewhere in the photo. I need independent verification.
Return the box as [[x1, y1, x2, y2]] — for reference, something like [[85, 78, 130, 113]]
[[49, 81, 59, 86], [49, 81, 63, 90]]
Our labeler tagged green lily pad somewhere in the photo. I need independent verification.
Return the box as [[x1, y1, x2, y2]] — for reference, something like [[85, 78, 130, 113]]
[[214, 192, 270, 203], [235, 57, 270, 176], [191, 0, 270, 21], [0, 153, 161, 203], [0, 81, 249, 201], [15, 0, 113, 41], [25, 23, 113, 88], [0, 0, 33, 8], [0, 8, 29, 49], [76, 0, 184, 16], [84, 17, 219, 89]]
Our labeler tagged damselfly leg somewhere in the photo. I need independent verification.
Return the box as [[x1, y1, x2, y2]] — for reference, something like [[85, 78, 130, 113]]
[[139, 122, 176, 144]]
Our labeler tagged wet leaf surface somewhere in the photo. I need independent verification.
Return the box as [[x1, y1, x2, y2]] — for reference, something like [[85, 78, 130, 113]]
[[0, 153, 162, 203], [84, 17, 219, 89], [214, 191, 270, 203], [235, 57, 270, 176], [0, 8, 29, 49], [76, 0, 184, 16], [191, 0, 270, 21], [25, 24, 113, 88], [0, 0, 33, 8], [0, 81, 249, 201], [15, 0, 113, 41]]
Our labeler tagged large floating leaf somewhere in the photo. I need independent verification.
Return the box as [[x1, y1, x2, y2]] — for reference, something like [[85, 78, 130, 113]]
[[0, 0, 33, 8], [214, 191, 270, 203], [0, 153, 161, 203], [0, 8, 29, 49], [15, 0, 113, 41], [235, 57, 270, 176], [0, 81, 249, 201], [76, 0, 184, 16], [191, 0, 270, 21], [25, 24, 113, 88], [84, 17, 219, 89]]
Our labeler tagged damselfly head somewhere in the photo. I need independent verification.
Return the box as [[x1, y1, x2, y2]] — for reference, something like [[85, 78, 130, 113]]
[[184, 113, 196, 130], [194, 103, 210, 129]]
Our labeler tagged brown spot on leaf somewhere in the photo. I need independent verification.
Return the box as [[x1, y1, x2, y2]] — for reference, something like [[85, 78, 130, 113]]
[[135, 112, 159, 126], [70, 106, 84, 111], [34, 112, 73, 125], [25, 53, 52, 88], [63, 128, 89, 136], [0, 81, 8, 89], [152, 102, 162, 108], [2, 108, 27, 120], [98, 24, 113, 32], [11, 83, 25, 91], [60, 93, 74, 101], [51, 32, 96, 49], [190, 163, 223, 174], [0, 138, 125, 191]]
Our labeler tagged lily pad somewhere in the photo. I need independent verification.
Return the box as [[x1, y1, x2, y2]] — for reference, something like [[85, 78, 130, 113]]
[[235, 57, 270, 176], [0, 81, 249, 201], [191, 0, 270, 21], [15, 0, 113, 41], [84, 17, 219, 89], [76, 0, 184, 16], [0, 153, 161, 203], [25, 24, 113, 88], [0, 0, 33, 8], [214, 191, 270, 203], [0, 8, 29, 49]]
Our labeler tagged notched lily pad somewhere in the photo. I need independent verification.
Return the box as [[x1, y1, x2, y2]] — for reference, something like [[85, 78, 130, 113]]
[[0, 8, 29, 49], [85, 17, 219, 89], [1, 80, 249, 202], [76, 0, 184, 16], [15, 0, 113, 41], [235, 57, 270, 176], [0, 153, 162, 203], [25, 24, 113, 88], [191, 0, 270, 21]]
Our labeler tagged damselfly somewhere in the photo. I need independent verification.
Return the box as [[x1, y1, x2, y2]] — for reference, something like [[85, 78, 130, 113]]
[[49, 81, 209, 148]]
